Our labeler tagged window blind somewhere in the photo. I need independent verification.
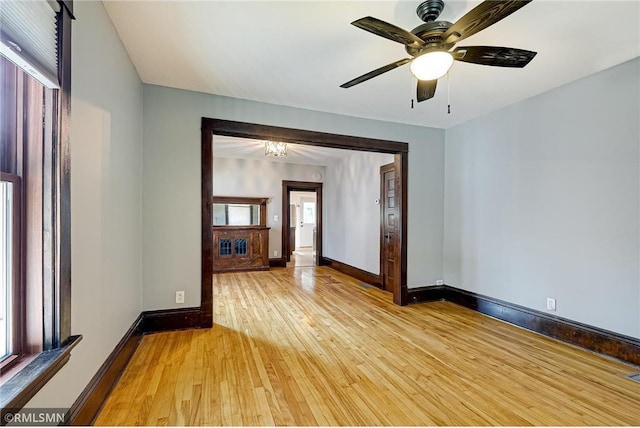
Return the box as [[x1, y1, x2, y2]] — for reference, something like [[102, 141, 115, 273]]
[[0, 0, 59, 88]]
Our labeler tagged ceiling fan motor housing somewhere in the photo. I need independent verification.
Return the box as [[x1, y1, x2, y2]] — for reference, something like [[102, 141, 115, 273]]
[[406, 20, 452, 56]]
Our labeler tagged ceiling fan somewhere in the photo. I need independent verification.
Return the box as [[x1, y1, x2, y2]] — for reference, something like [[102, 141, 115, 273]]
[[341, 0, 537, 103]]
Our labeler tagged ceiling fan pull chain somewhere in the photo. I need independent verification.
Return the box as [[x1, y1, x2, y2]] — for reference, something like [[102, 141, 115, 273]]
[[447, 71, 451, 114], [410, 72, 415, 108]]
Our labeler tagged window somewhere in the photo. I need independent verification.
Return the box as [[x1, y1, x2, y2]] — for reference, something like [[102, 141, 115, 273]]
[[0, 53, 56, 369], [0, 175, 20, 363], [303, 201, 316, 224], [0, 0, 78, 412]]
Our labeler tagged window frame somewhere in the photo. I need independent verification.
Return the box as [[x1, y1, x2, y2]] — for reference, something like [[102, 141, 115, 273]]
[[0, 0, 79, 412]]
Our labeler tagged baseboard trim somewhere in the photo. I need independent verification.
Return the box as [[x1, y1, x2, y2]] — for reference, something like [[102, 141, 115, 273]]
[[269, 258, 286, 268], [320, 257, 381, 288], [67, 314, 144, 425], [142, 307, 202, 333], [407, 285, 445, 303], [409, 284, 640, 366]]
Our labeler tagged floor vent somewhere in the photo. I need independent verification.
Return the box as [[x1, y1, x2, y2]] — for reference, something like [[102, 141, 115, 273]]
[[626, 373, 640, 383], [359, 283, 373, 289]]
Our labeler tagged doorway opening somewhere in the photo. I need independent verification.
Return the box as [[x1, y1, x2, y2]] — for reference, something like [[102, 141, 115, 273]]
[[282, 181, 322, 268], [201, 118, 408, 329], [288, 190, 317, 267]]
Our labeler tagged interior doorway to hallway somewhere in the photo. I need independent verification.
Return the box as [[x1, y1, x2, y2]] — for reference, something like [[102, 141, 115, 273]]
[[282, 181, 322, 268], [288, 190, 317, 267]]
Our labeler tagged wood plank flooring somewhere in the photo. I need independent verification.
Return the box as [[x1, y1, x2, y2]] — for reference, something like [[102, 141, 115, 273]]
[[95, 267, 640, 426]]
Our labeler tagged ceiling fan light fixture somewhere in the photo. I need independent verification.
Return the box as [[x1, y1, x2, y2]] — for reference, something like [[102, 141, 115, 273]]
[[410, 51, 453, 81], [265, 141, 287, 157]]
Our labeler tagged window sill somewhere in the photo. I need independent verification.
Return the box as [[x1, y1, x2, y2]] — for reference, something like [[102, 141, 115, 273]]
[[0, 335, 82, 411], [0, 355, 38, 387]]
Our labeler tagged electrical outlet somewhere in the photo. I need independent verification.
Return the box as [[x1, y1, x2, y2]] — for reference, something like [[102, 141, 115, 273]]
[[176, 291, 185, 304], [436, 280, 444, 286], [273, 250, 278, 257], [546, 298, 556, 311], [274, 214, 279, 222]]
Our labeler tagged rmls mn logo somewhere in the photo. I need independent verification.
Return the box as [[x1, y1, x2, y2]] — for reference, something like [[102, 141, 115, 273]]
[[2, 409, 67, 426]]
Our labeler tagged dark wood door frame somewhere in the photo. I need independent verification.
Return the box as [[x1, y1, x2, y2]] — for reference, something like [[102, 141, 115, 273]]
[[282, 181, 322, 266], [202, 118, 409, 327]]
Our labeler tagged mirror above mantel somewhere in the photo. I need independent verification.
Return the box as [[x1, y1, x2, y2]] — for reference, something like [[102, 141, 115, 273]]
[[212, 196, 268, 227]]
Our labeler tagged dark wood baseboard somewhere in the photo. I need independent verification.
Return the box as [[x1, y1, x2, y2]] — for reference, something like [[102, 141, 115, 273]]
[[67, 315, 143, 425], [142, 307, 202, 333], [409, 284, 640, 366], [407, 285, 445, 303], [269, 258, 286, 268], [320, 257, 382, 288], [212, 267, 270, 274]]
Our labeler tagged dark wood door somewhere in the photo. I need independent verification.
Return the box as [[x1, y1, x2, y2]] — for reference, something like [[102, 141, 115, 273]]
[[380, 163, 399, 293]]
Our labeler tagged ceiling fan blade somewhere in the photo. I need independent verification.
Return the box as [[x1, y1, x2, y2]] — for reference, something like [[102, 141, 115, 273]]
[[340, 58, 411, 88], [443, 0, 532, 44], [416, 79, 437, 102], [452, 46, 536, 67], [352, 17, 425, 47]]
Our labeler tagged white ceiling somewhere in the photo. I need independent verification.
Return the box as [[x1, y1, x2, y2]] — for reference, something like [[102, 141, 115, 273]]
[[104, 1, 640, 129], [213, 135, 355, 166]]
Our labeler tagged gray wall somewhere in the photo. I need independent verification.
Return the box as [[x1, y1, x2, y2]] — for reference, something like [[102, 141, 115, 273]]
[[212, 157, 325, 258], [27, 1, 143, 407], [444, 58, 640, 338], [324, 151, 394, 274], [142, 84, 446, 309]]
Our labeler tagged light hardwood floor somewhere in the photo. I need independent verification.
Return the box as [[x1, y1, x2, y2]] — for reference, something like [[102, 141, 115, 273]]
[[95, 267, 640, 426], [286, 248, 315, 268]]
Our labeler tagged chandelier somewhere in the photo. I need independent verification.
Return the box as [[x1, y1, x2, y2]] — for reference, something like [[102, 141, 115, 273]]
[[264, 141, 287, 157]]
